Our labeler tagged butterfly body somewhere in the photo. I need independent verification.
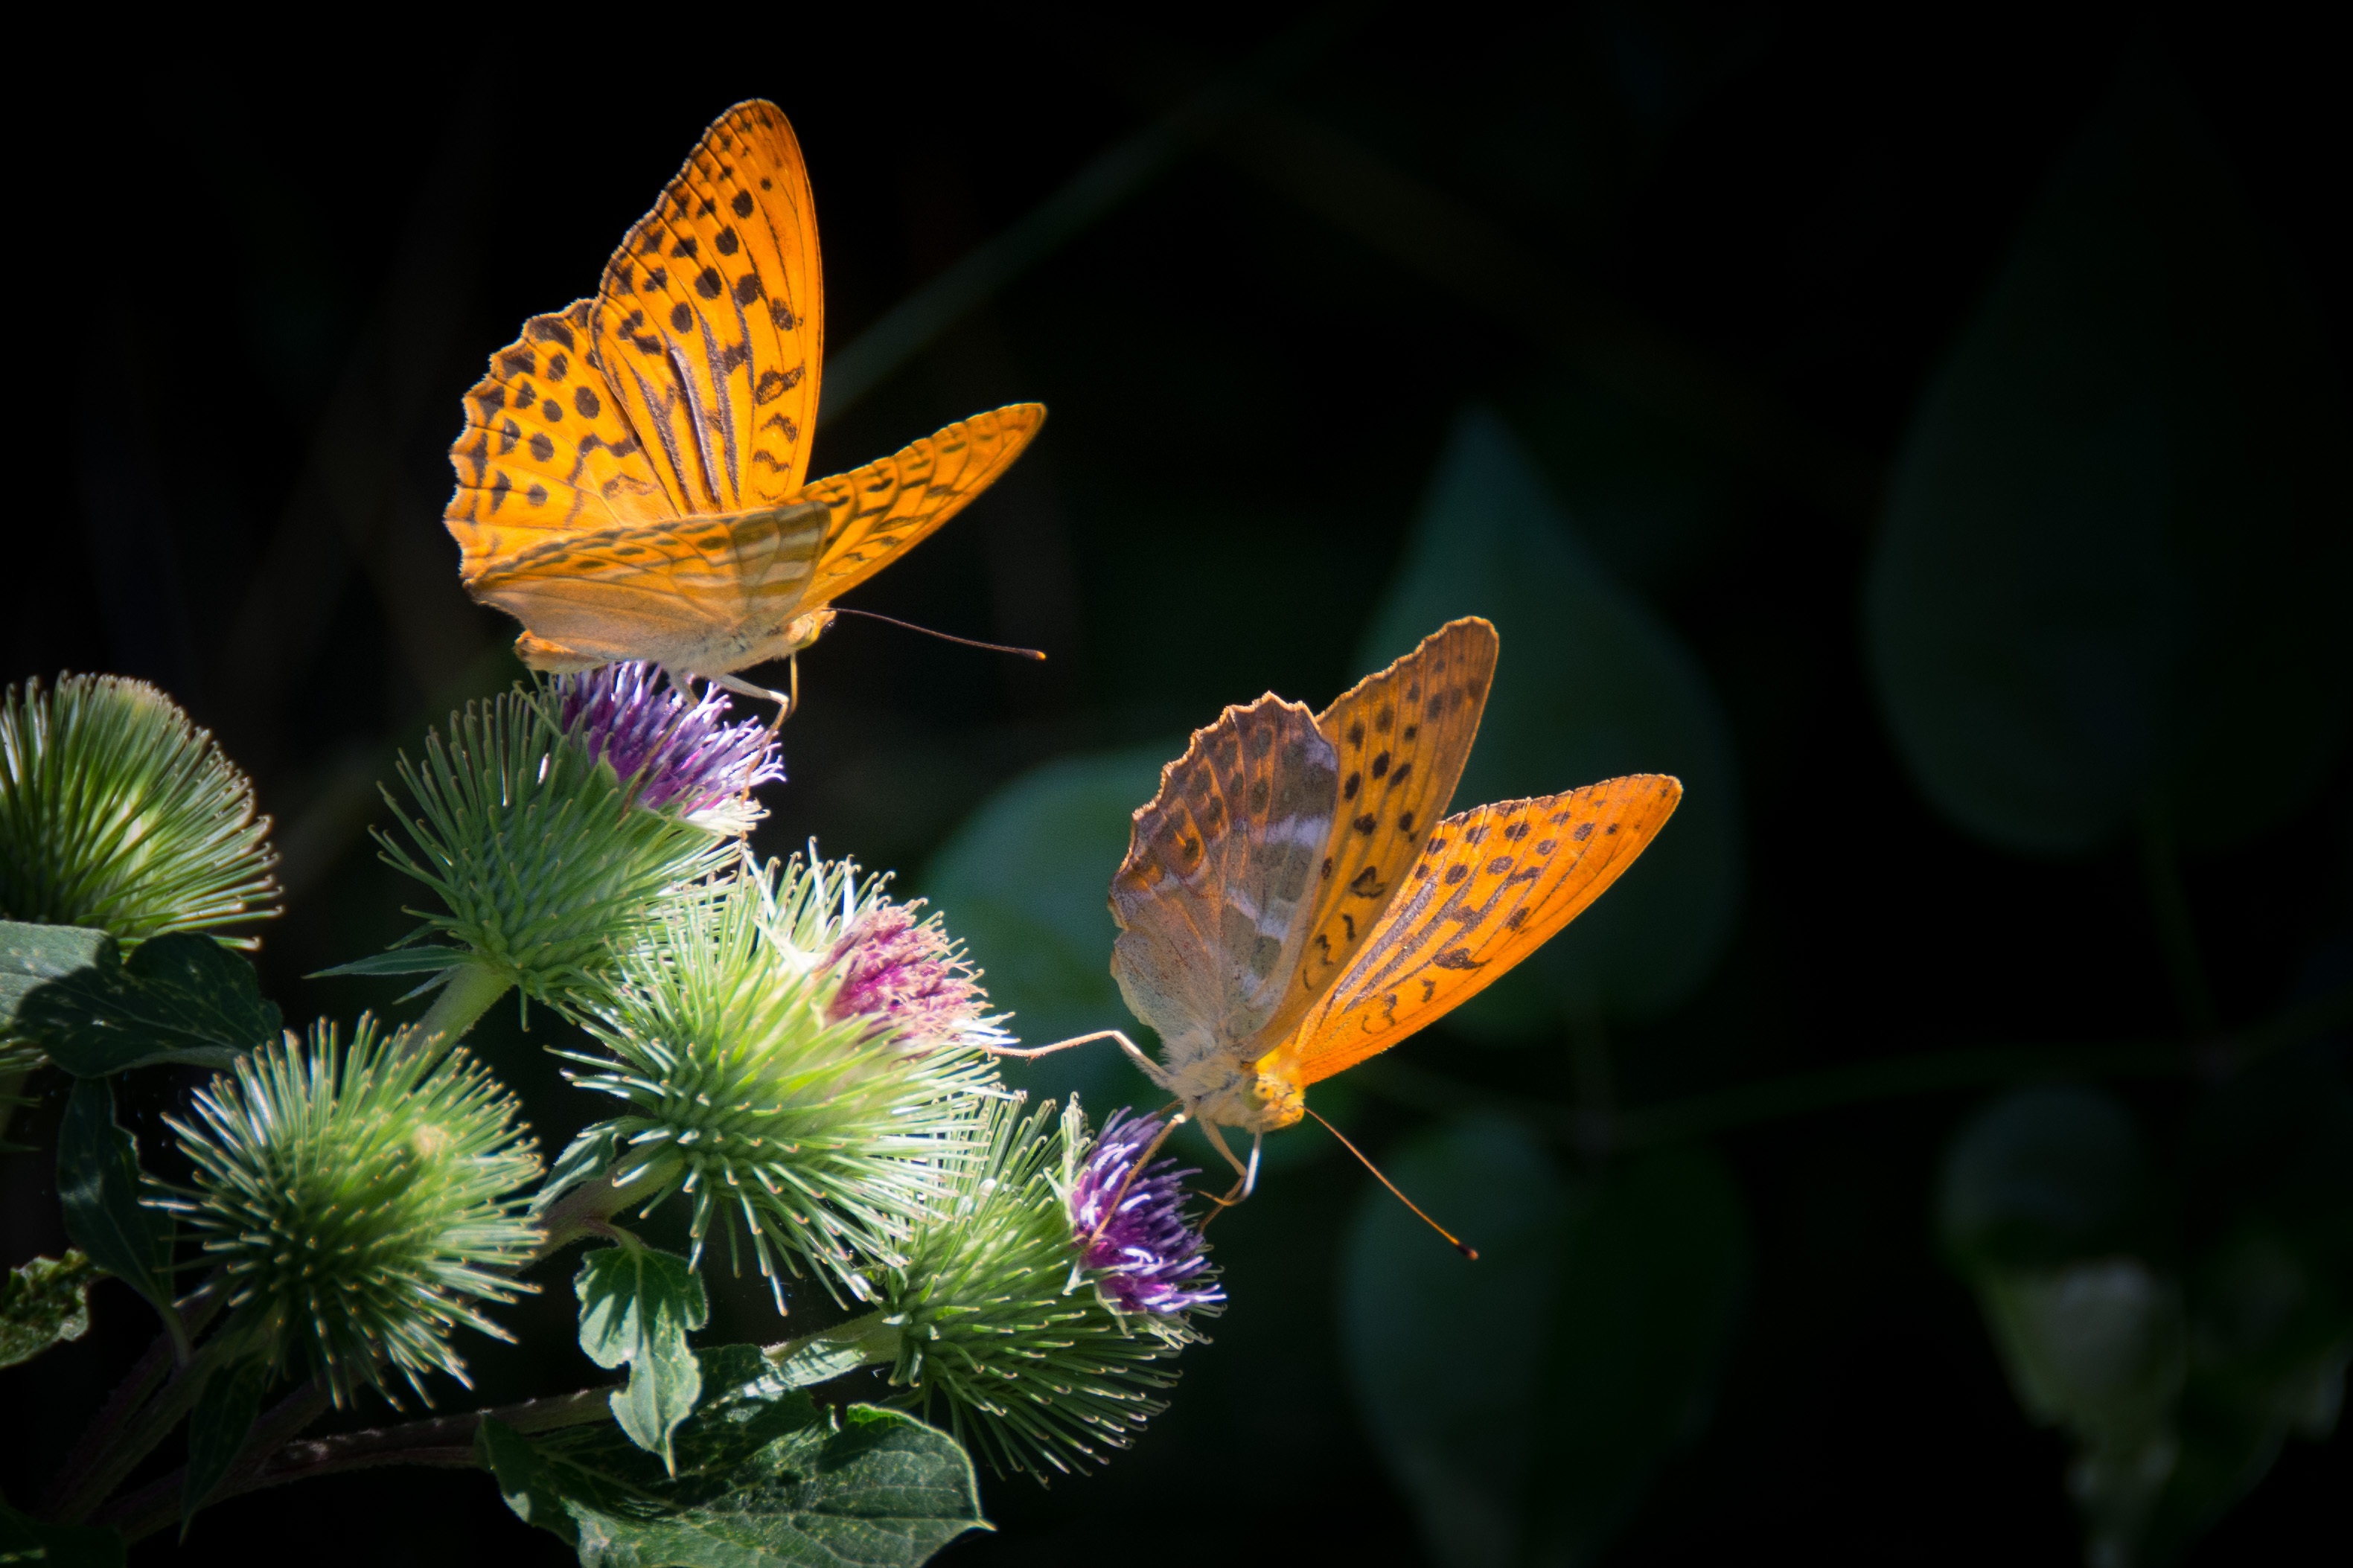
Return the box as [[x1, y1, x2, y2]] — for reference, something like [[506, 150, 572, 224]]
[[445, 102, 1043, 694], [1106, 618, 1682, 1162]]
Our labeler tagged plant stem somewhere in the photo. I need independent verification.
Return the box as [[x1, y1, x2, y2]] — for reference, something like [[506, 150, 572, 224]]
[[532, 1159, 678, 1261], [49, 1321, 243, 1523], [1356, 984, 2353, 1151], [0, 1055, 34, 1148], [104, 1384, 616, 1545], [2136, 801, 2218, 1037], [1359, 1042, 2183, 1153], [400, 959, 513, 1069], [43, 1283, 223, 1519], [764, 1310, 904, 1388]]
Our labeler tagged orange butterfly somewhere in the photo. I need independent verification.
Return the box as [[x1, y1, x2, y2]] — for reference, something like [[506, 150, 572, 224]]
[[444, 100, 1043, 711], [1026, 618, 1679, 1193]]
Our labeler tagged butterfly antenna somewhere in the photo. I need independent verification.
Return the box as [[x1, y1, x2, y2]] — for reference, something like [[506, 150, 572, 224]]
[[829, 606, 1047, 660], [1303, 1106, 1478, 1260]]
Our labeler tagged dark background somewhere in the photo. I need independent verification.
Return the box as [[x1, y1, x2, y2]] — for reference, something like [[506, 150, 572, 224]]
[[4, 4, 2347, 1562]]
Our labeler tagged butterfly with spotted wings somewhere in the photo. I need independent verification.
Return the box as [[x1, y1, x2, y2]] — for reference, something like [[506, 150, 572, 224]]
[[443, 100, 1043, 714], [1000, 618, 1680, 1212]]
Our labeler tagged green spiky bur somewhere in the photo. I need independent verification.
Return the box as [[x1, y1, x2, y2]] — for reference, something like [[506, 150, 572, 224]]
[[374, 691, 738, 1006], [558, 857, 1003, 1308], [0, 674, 278, 944], [151, 1020, 542, 1405], [872, 1097, 1198, 1479]]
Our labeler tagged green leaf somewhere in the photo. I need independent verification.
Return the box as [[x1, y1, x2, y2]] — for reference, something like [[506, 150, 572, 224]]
[[1865, 49, 2353, 857], [0, 919, 112, 1039], [0, 1249, 97, 1368], [308, 946, 471, 978], [577, 1245, 710, 1473], [479, 1344, 988, 1567], [57, 1076, 185, 1358], [1341, 1120, 1749, 1567], [11, 930, 281, 1077], [1938, 1086, 2154, 1273], [0, 1497, 125, 1567], [182, 1354, 270, 1532], [1357, 409, 1743, 1027], [919, 745, 1173, 1116]]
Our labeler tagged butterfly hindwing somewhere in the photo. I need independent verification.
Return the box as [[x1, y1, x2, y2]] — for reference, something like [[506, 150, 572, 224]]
[[587, 100, 823, 518], [465, 503, 831, 668], [1110, 697, 1340, 1069], [796, 405, 1048, 607], [1277, 774, 1683, 1087], [1287, 617, 1498, 1024]]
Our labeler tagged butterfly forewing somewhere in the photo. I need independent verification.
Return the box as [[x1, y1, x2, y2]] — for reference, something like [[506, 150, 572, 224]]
[[1110, 697, 1340, 1066], [588, 101, 822, 516], [446, 304, 676, 575], [796, 406, 1047, 606], [1285, 618, 1498, 1028], [1277, 774, 1682, 1087]]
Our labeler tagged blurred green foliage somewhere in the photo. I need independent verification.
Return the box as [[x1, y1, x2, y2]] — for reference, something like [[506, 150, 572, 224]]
[[1867, 51, 2353, 859], [1342, 1121, 1748, 1567]]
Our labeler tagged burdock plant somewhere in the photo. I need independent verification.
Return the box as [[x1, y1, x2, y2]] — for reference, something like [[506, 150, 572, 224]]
[[549, 855, 1003, 1305], [152, 1020, 543, 1404], [2, 666, 1227, 1559]]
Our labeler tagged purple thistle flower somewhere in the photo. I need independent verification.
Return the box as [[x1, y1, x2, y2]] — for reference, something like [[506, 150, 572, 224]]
[[824, 902, 1006, 1055], [1067, 1110, 1224, 1317], [552, 663, 783, 834]]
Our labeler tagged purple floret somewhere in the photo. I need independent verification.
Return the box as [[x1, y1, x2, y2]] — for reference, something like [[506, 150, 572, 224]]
[[826, 903, 991, 1052], [553, 664, 783, 825], [1067, 1110, 1224, 1316]]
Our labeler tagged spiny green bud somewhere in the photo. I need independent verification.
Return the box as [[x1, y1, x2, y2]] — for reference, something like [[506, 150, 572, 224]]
[[151, 1020, 542, 1404], [374, 689, 740, 1005], [557, 855, 1002, 1308], [873, 1097, 1201, 1479], [0, 673, 278, 944]]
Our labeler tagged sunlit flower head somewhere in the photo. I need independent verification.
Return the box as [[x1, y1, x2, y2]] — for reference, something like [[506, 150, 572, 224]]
[[1067, 1110, 1223, 1317], [151, 1020, 540, 1405], [557, 856, 1001, 1308], [552, 662, 784, 835]]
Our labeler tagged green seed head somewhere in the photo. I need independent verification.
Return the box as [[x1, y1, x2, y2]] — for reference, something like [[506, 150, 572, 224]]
[[563, 856, 1003, 1307], [877, 1097, 1198, 1479], [374, 690, 738, 1005], [0, 674, 278, 944], [154, 1020, 542, 1404]]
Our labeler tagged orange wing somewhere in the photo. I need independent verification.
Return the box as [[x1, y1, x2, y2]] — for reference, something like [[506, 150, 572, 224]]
[[446, 303, 676, 574], [1285, 618, 1497, 1023], [459, 503, 829, 667], [587, 100, 823, 516], [796, 405, 1047, 607], [444, 100, 820, 574], [1273, 775, 1682, 1086]]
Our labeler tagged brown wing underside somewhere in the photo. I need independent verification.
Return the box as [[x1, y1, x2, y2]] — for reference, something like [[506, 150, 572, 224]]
[[1277, 774, 1683, 1086], [1108, 697, 1339, 1058]]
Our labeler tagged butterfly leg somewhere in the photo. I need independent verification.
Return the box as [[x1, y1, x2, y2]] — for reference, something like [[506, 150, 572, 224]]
[[983, 1029, 1171, 1089], [712, 671, 795, 727]]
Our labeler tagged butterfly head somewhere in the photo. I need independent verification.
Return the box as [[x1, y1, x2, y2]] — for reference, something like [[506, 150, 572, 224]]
[[1169, 1051, 1306, 1135], [779, 608, 834, 654]]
